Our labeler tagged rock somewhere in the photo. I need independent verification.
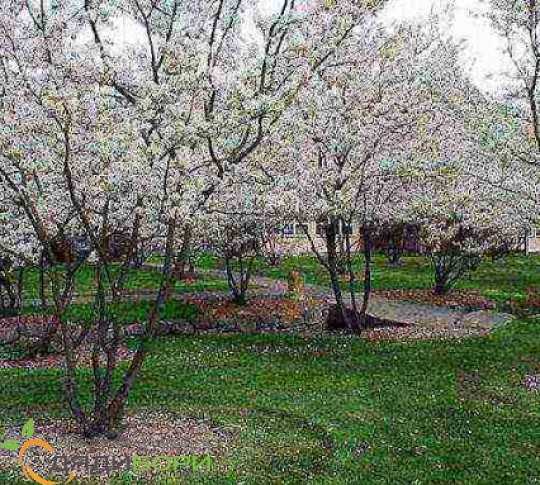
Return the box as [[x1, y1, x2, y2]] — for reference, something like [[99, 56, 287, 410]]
[[0, 326, 19, 345], [123, 324, 145, 337], [124, 321, 199, 337], [461, 310, 514, 330], [157, 321, 177, 335], [196, 322, 214, 332]]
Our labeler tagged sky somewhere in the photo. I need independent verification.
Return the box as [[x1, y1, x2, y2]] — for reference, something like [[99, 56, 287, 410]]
[[381, 0, 506, 93], [260, 0, 508, 94], [107, 0, 509, 95]]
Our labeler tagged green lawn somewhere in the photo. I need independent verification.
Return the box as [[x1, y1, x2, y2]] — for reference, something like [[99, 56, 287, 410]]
[[0, 319, 538, 483], [22, 253, 539, 309], [22, 299, 199, 325], [211, 253, 540, 309], [20, 265, 229, 300], [1, 253, 539, 483]]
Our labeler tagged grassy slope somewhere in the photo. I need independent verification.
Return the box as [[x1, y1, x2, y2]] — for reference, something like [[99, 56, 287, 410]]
[[1, 319, 538, 484]]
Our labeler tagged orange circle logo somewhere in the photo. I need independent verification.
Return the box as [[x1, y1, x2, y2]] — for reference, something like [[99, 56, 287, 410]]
[[18, 438, 76, 485]]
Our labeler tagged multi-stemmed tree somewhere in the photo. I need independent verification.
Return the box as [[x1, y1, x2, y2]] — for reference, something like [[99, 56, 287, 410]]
[[0, 0, 374, 437], [406, 158, 526, 295], [0, 0, 179, 436], [275, 20, 478, 331], [200, 170, 286, 305], [2, 0, 526, 438]]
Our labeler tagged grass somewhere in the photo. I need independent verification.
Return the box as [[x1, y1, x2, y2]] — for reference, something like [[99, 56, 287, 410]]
[[18, 253, 540, 308], [1, 252, 539, 483], [0, 320, 538, 483], [20, 265, 229, 300], [220, 252, 540, 309], [19, 299, 199, 326]]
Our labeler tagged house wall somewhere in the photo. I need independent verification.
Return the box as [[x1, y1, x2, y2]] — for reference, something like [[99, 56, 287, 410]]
[[271, 221, 362, 256], [526, 229, 540, 253], [272, 223, 540, 256]]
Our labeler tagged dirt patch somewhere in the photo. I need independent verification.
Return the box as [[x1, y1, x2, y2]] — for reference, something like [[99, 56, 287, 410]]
[[0, 344, 134, 370], [457, 371, 483, 400], [0, 411, 232, 482], [0, 315, 137, 370], [0, 315, 58, 346], [457, 371, 516, 405]]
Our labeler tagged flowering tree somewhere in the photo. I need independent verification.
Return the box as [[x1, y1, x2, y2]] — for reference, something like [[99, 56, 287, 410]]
[[0, 0, 179, 437], [200, 170, 286, 304], [274, 20, 475, 331], [407, 159, 526, 294], [475, 0, 540, 215], [0, 0, 374, 436]]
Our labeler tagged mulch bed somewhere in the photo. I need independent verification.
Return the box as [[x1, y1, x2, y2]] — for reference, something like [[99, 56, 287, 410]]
[[0, 345, 134, 370], [0, 292, 508, 370], [0, 411, 232, 481], [192, 296, 315, 326], [122, 295, 328, 336], [0, 296, 325, 369], [0, 315, 58, 332], [0, 315, 134, 370], [373, 289, 496, 310]]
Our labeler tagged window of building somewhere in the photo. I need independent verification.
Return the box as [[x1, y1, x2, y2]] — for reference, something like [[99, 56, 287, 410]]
[[283, 224, 295, 237]]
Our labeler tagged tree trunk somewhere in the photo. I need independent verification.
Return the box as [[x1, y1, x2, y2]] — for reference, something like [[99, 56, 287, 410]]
[[225, 252, 252, 306], [387, 245, 403, 267], [386, 226, 404, 267], [39, 252, 47, 309], [359, 227, 372, 322], [225, 254, 240, 303], [432, 255, 451, 295], [343, 218, 358, 314], [326, 219, 344, 309], [173, 226, 193, 280], [101, 216, 178, 436], [325, 219, 361, 333], [433, 281, 447, 295]]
